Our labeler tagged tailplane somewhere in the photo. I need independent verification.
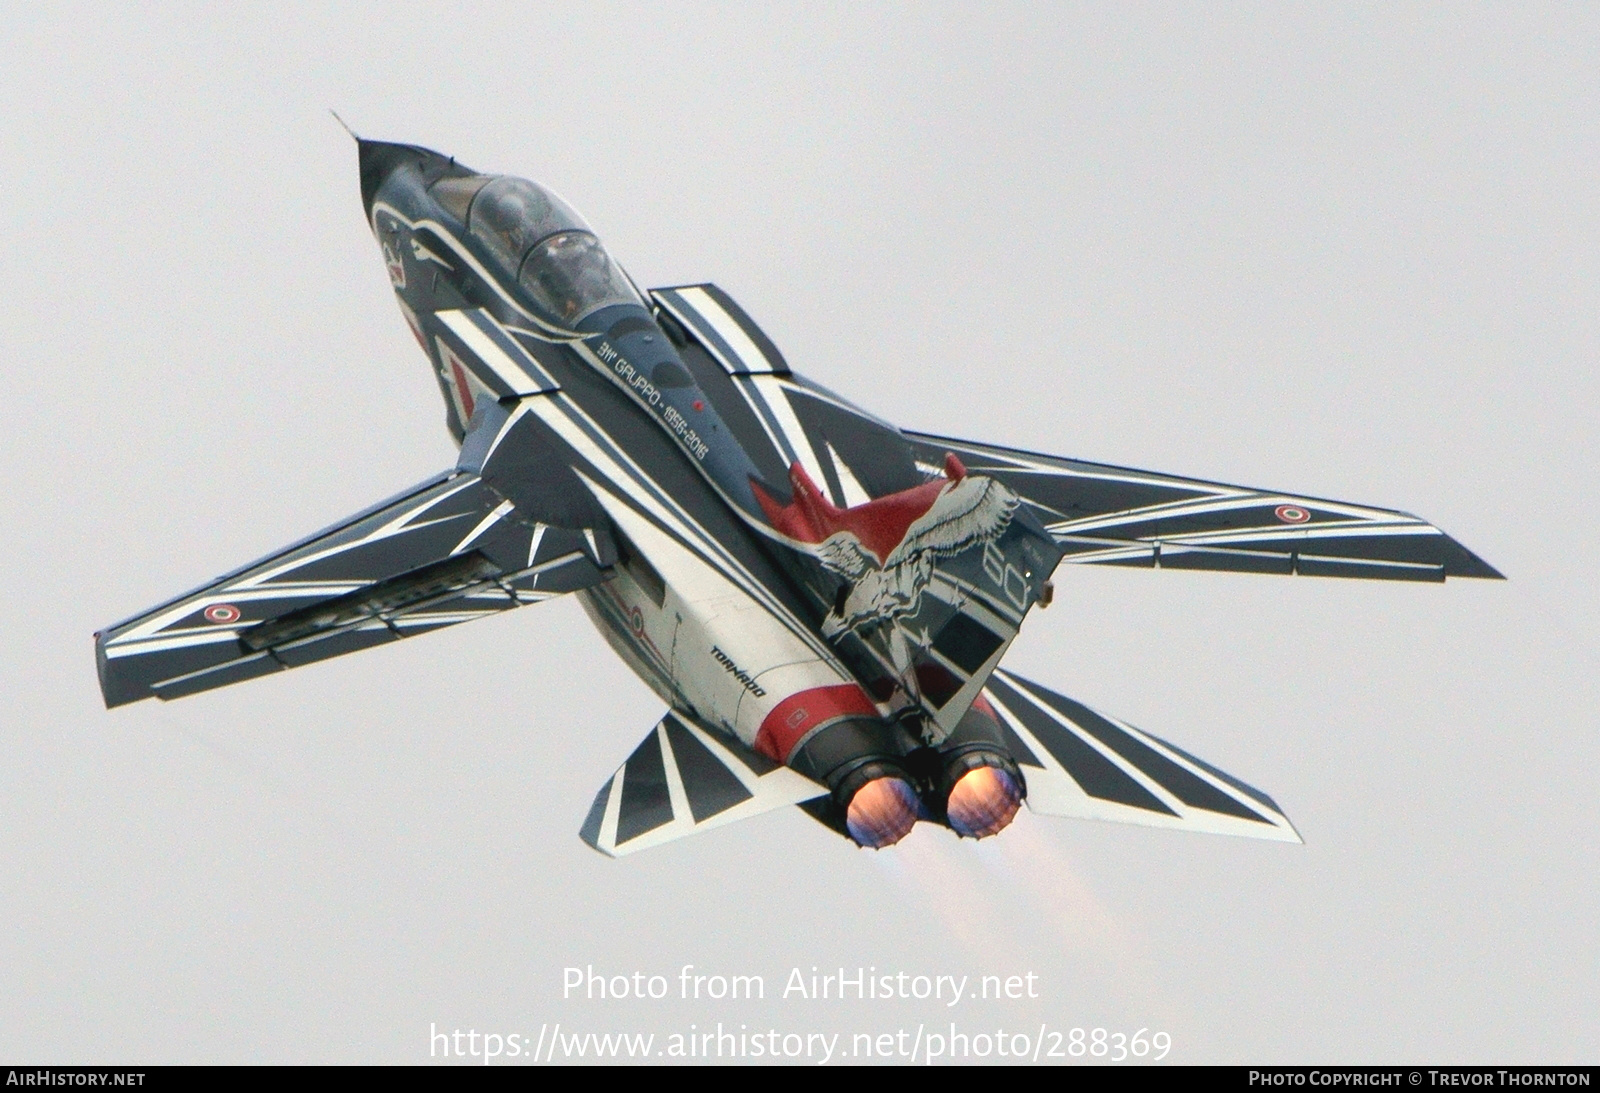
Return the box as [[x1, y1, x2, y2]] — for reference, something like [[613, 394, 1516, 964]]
[[982, 669, 1301, 842]]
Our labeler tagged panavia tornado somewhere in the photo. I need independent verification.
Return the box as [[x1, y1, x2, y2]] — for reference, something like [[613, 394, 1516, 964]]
[[95, 137, 1503, 855]]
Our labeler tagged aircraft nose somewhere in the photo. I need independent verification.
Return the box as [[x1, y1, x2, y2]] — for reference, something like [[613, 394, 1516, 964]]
[[356, 138, 455, 222]]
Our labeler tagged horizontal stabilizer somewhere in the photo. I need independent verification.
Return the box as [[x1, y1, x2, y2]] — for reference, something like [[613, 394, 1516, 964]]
[[581, 712, 826, 857], [983, 669, 1301, 842]]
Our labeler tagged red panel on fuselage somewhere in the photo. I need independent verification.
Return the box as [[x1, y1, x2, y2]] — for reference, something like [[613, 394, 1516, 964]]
[[754, 683, 881, 762], [753, 455, 967, 563]]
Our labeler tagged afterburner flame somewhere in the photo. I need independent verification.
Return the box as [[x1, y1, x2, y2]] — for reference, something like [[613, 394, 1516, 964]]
[[946, 765, 1022, 839], [845, 776, 920, 848]]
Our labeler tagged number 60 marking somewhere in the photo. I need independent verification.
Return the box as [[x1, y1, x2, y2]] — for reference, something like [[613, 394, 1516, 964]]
[[982, 540, 1032, 612]]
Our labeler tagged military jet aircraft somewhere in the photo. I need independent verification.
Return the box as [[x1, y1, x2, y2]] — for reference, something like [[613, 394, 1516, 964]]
[[95, 137, 1502, 856]]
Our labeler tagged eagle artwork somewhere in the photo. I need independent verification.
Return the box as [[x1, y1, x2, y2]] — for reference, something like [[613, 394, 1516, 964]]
[[95, 136, 1502, 856]]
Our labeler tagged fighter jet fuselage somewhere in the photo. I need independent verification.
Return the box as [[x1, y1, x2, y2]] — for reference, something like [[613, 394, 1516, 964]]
[[361, 141, 1067, 849]]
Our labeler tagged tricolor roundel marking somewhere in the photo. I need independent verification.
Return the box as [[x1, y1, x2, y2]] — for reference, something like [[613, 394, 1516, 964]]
[[1275, 505, 1311, 524], [203, 604, 242, 624], [383, 241, 406, 288]]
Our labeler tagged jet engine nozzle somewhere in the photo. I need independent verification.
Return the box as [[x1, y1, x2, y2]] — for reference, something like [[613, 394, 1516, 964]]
[[943, 752, 1024, 839], [840, 764, 922, 849]]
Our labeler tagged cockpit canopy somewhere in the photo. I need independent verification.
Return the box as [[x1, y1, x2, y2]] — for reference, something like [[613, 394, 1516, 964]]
[[430, 174, 642, 327]]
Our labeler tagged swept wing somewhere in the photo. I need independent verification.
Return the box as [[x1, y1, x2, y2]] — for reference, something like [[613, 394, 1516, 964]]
[[97, 399, 615, 707], [904, 433, 1501, 582]]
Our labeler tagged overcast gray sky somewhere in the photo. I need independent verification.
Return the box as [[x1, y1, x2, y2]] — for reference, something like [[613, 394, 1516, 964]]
[[2, 2, 1595, 1064]]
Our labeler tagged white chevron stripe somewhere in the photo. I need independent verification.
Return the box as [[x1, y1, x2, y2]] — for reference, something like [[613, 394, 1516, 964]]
[[525, 525, 548, 567], [1294, 553, 1442, 571], [1056, 549, 1156, 565], [236, 479, 484, 589], [110, 482, 486, 645], [522, 387, 841, 665], [992, 677, 1178, 807], [656, 721, 695, 825], [676, 286, 779, 373], [436, 309, 548, 395], [1153, 522, 1440, 547], [749, 375, 829, 489], [987, 674, 1299, 842], [826, 442, 873, 506], [652, 291, 738, 374], [103, 630, 243, 657], [597, 770, 625, 851], [452, 499, 515, 554], [730, 375, 795, 467], [590, 713, 826, 857], [1051, 493, 1419, 535]]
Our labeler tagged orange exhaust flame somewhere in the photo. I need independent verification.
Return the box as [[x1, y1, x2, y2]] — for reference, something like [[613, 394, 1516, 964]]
[[846, 776, 920, 848], [946, 765, 1022, 839]]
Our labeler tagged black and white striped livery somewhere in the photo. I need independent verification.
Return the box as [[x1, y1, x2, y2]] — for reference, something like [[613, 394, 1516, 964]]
[[95, 470, 608, 707], [983, 670, 1300, 841], [95, 135, 1501, 857], [579, 711, 826, 858]]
